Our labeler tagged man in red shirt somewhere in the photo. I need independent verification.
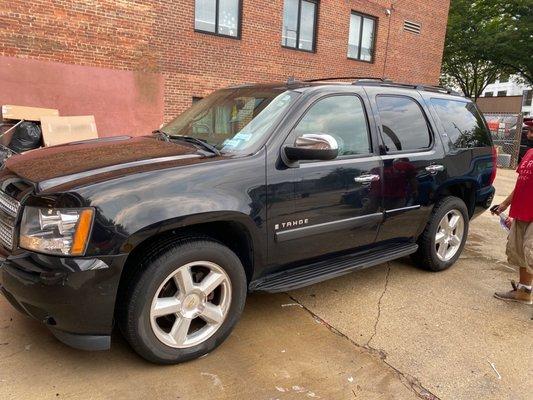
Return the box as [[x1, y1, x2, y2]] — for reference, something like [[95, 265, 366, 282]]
[[493, 139, 533, 304]]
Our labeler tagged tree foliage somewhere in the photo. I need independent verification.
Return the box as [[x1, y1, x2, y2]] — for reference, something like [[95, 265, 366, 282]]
[[441, 0, 533, 99], [484, 0, 533, 85]]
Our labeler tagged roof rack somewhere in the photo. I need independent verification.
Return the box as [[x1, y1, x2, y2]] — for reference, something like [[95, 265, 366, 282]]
[[304, 76, 388, 83], [352, 79, 461, 96]]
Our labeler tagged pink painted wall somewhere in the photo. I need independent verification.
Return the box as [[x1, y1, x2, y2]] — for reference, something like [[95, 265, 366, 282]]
[[0, 56, 164, 137]]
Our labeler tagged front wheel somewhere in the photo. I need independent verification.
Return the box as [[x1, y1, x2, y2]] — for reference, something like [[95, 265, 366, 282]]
[[411, 196, 469, 271], [119, 238, 247, 364]]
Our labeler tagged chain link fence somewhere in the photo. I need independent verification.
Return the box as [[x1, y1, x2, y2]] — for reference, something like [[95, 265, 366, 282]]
[[484, 112, 523, 169]]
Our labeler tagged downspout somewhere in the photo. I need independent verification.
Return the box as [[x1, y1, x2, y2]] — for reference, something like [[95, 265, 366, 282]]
[[382, 3, 394, 79]]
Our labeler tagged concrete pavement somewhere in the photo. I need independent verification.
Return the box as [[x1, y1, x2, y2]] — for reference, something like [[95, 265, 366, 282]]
[[1, 168, 530, 399]]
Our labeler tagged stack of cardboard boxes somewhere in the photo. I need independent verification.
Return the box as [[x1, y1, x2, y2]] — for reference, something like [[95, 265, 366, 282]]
[[0, 105, 98, 150]]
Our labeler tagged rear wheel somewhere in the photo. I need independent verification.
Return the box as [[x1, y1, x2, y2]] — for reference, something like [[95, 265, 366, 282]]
[[119, 238, 247, 364], [411, 196, 469, 271]]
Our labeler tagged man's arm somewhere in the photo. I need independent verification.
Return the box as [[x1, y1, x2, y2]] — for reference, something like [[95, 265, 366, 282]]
[[494, 190, 514, 215]]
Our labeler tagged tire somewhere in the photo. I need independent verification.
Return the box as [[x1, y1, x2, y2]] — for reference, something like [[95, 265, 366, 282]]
[[411, 196, 469, 272], [118, 238, 247, 364]]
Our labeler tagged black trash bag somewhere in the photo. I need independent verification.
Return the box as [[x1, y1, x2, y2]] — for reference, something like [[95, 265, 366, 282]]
[[9, 121, 42, 153], [0, 147, 11, 165]]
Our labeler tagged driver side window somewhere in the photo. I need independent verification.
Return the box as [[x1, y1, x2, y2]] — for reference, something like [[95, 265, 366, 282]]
[[293, 95, 371, 156]]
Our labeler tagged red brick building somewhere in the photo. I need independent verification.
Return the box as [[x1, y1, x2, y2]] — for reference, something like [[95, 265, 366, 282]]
[[0, 1, 450, 137]]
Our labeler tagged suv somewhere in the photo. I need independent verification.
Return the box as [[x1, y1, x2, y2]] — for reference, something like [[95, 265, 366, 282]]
[[0, 78, 495, 364]]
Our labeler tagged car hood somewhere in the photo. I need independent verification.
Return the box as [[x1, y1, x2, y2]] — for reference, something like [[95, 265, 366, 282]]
[[3, 135, 214, 191]]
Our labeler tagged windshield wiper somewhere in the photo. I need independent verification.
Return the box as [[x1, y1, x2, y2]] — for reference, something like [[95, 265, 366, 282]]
[[154, 131, 221, 156]]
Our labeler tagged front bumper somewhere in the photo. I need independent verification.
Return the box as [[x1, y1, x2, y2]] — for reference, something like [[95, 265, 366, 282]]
[[0, 249, 127, 351]]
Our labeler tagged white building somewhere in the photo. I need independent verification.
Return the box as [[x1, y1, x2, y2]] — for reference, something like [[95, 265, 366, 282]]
[[481, 75, 532, 116]]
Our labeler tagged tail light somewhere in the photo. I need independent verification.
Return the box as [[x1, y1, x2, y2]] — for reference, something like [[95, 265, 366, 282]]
[[489, 146, 497, 185]]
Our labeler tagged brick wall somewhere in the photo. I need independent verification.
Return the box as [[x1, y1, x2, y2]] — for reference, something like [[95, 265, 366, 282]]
[[0, 0, 450, 130]]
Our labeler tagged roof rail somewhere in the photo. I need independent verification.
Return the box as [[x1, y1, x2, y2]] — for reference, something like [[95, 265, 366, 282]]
[[304, 76, 387, 83], [352, 79, 462, 96]]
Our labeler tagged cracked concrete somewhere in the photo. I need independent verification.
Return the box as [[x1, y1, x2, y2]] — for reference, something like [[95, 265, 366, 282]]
[[1, 293, 420, 400], [367, 263, 392, 348]]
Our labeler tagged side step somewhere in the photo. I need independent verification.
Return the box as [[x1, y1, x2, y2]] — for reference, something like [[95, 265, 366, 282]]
[[249, 243, 418, 293]]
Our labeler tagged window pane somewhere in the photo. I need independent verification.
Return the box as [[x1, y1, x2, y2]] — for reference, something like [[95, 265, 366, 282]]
[[294, 96, 371, 156], [282, 0, 299, 48], [348, 14, 362, 59], [218, 0, 239, 36], [376, 96, 431, 152], [195, 0, 216, 32], [298, 0, 316, 51], [360, 17, 375, 61], [431, 99, 491, 149]]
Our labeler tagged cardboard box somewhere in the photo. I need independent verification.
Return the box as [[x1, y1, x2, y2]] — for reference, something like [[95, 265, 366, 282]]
[[1, 105, 59, 122], [40, 115, 98, 147]]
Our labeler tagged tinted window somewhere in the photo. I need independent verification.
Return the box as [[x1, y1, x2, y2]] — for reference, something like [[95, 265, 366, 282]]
[[195, 0, 240, 37], [162, 88, 299, 154], [293, 96, 370, 156], [281, 0, 318, 51], [348, 12, 376, 61], [376, 96, 431, 152], [430, 98, 492, 149]]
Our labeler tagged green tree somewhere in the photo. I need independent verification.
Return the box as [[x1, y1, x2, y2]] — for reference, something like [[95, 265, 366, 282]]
[[484, 0, 533, 84], [441, 0, 532, 99]]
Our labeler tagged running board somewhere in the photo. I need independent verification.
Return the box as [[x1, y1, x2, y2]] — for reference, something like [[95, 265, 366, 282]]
[[249, 243, 418, 293]]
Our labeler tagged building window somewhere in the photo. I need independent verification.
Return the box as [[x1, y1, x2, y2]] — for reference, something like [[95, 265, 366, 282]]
[[523, 90, 532, 106], [485, 92, 493, 97], [195, 0, 241, 38], [497, 90, 507, 97], [281, 0, 318, 52], [192, 96, 203, 104], [348, 12, 377, 62]]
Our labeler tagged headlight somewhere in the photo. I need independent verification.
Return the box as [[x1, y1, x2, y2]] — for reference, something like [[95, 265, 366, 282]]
[[19, 207, 94, 256]]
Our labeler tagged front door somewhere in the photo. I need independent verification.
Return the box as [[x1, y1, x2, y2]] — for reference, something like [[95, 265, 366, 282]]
[[267, 92, 383, 267]]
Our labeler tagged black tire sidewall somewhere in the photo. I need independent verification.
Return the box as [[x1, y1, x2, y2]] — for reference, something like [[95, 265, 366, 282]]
[[126, 240, 247, 364]]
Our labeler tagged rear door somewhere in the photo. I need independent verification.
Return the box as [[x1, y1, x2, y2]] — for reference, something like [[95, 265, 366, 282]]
[[365, 87, 447, 243], [266, 88, 383, 267]]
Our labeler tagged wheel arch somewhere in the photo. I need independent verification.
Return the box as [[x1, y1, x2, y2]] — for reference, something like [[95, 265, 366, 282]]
[[435, 179, 477, 218], [114, 213, 262, 319]]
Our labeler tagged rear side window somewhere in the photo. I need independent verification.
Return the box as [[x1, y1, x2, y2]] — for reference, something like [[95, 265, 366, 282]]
[[376, 96, 431, 152], [430, 98, 491, 149]]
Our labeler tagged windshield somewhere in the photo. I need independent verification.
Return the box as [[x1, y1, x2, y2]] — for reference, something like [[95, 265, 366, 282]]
[[161, 87, 299, 154]]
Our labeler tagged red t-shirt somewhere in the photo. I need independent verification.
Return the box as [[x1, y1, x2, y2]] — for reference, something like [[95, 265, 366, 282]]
[[510, 148, 533, 221]]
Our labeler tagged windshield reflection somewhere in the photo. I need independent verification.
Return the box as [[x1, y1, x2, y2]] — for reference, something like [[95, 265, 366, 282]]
[[161, 87, 300, 154]]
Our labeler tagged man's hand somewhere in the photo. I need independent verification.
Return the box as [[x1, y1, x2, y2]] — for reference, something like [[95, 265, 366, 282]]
[[495, 201, 510, 215], [503, 216, 513, 229]]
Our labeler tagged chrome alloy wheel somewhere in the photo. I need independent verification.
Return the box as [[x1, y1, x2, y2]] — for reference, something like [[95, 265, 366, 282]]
[[435, 209, 465, 262], [150, 261, 232, 348]]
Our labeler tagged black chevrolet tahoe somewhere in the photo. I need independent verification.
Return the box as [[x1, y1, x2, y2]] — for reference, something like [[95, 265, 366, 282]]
[[0, 78, 496, 364]]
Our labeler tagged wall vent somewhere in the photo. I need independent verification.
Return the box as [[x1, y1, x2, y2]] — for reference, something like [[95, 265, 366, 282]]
[[404, 20, 421, 34]]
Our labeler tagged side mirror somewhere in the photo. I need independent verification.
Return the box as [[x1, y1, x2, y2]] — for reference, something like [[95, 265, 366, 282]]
[[284, 133, 339, 162]]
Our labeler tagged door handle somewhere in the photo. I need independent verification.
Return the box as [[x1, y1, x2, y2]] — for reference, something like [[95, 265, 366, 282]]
[[425, 164, 445, 174], [354, 174, 380, 184]]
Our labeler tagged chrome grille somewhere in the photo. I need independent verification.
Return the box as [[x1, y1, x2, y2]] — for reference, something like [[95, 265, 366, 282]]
[[0, 190, 20, 250], [0, 190, 20, 217]]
